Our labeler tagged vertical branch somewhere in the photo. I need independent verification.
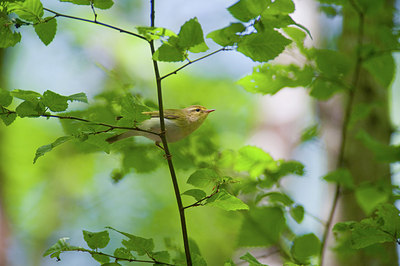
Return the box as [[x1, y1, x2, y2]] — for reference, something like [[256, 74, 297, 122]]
[[148, 1, 192, 265], [319, 1, 365, 265]]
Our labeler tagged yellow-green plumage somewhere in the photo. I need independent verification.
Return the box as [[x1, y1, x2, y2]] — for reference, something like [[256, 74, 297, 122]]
[[106, 105, 215, 144]]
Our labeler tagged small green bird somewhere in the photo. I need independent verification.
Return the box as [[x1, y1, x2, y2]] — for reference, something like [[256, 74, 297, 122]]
[[106, 105, 215, 144]]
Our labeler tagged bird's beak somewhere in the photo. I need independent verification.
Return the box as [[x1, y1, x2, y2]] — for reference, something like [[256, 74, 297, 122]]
[[205, 109, 215, 113]]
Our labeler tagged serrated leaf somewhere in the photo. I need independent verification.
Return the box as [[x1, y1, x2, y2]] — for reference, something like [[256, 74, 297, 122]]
[[119, 94, 150, 125], [136, 26, 177, 41], [309, 78, 344, 100], [315, 49, 352, 78], [0, 17, 22, 48], [0, 112, 17, 126], [151, 251, 170, 263], [91, 253, 109, 263], [83, 230, 110, 250], [256, 192, 294, 205], [33, 136, 73, 163], [355, 184, 389, 215], [15, 100, 44, 117], [8, 0, 44, 22], [322, 168, 355, 189], [187, 168, 219, 188], [238, 64, 313, 95], [290, 205, 304, 223], [207, 189, 249, 211], [68, 92, 88, 103], [237, 30, 292, 62], [178, 17, 207, 51], [41, 90, 69, 112], [0, 89, 13, 107], [113, 247, 134, 260], [152, 42, 185, 62], [291, 234, 320, 264], [182, 189, 207, 201], [228, 0, 269, 22], [239, 252, 267, 266], [11, 89, 42, 101], [239, 206, 286, 246], [235, 146, 277, 178], [106, 227, 154, 256], [34, 17, 57, 45], [207, 23, 245, 46]]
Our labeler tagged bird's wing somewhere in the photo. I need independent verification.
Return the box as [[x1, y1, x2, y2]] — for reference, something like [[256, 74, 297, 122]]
[[142, 110, 180, 119]]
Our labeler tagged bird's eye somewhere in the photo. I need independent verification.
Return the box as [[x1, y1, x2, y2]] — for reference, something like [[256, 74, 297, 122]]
[[195, 108, 201, 112]]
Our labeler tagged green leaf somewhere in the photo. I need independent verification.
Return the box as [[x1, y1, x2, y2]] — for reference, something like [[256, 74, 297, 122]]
[[290, 204, 304, 223], [207, 189, 249, 211], [0, 17, 22, 48], [34, 17, 57, 46], [182, 189, 207, 201], [237, 30, 291, 62], [228, 0, 270, 22], [323, 168, 355, 189], [151, 251, 170, 263], [43, 237, 84, 259], [41, 90, 69, 112], [300, 124, 319, 142], [0, 112, 17, 126], [238, 64, 313, 95], [119, 94, 150, 125], [101, 263, 121, 266], [187, 168, 219, 188], [0, 89, 13, 107], [255, 192, 294, 205], [113, 247, 134, 260], [291, 233, 320, 264], [363, 55, 394, 88], [355, 184, 389, 215], [33, 136, 73, 163], [235, 146, 277, 178], [68, 92, 88, 103], [207, 23, 245, 46], [136, 26, 177, 41], [91, 253, 109, 263], [267, 0, 295, 15], [239, 207, 286, 246], [83, 230, 110, 250], [356, 130, 400, 163], [310, 78, 344, 100], [11, 89, 42, 101], [239, 252, 268, 265], [314, 49, 352, 78], [106, 227, 154, 256], [15, 100, 44, 117], [8, 0, 44, 22], [152, 42, 185, 62], [178, 17, 208, 51], [60, 0, 114, 9]]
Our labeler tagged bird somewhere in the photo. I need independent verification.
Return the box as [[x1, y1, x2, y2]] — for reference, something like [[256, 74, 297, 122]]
[[106, 105, 215, 145]]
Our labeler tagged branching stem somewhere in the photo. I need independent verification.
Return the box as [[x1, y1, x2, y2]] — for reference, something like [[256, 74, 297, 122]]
[[319, 1, 365, 264]]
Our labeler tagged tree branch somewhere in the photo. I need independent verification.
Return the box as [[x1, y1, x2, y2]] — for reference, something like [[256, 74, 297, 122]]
[[319, 1, 365, 264], [43, 8, 148, 41], [183, 185, 220, 210], [148, 1, 192, 265]]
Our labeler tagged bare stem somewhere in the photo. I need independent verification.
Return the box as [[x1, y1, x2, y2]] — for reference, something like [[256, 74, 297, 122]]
[[319, 1, 365, 264], [149, 1, 192, 265], [43, 8, 148, 41]]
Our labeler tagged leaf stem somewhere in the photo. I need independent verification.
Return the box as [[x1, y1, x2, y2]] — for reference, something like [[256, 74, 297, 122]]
[[160, 47, 229, 80], [319, 1, 365, 264], [149, 1, 192, 265], [43, 8, 148, 41]]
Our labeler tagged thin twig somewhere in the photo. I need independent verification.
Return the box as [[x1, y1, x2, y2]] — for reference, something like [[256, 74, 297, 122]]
[[149, 1, 192, 265], [319, 1, 365, 265], [43, 8, 148, 41], [89, 0, 98, 22], [183, 185, 220, 209], [0, 109, 159, 137], [160, 48, 230, 80]]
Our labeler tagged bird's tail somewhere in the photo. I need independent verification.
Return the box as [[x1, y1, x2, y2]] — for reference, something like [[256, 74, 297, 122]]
[[106, 131, 138, 143]]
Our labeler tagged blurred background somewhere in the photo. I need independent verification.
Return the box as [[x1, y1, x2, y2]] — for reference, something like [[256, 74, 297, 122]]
[[0, 0, 399, 265]]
